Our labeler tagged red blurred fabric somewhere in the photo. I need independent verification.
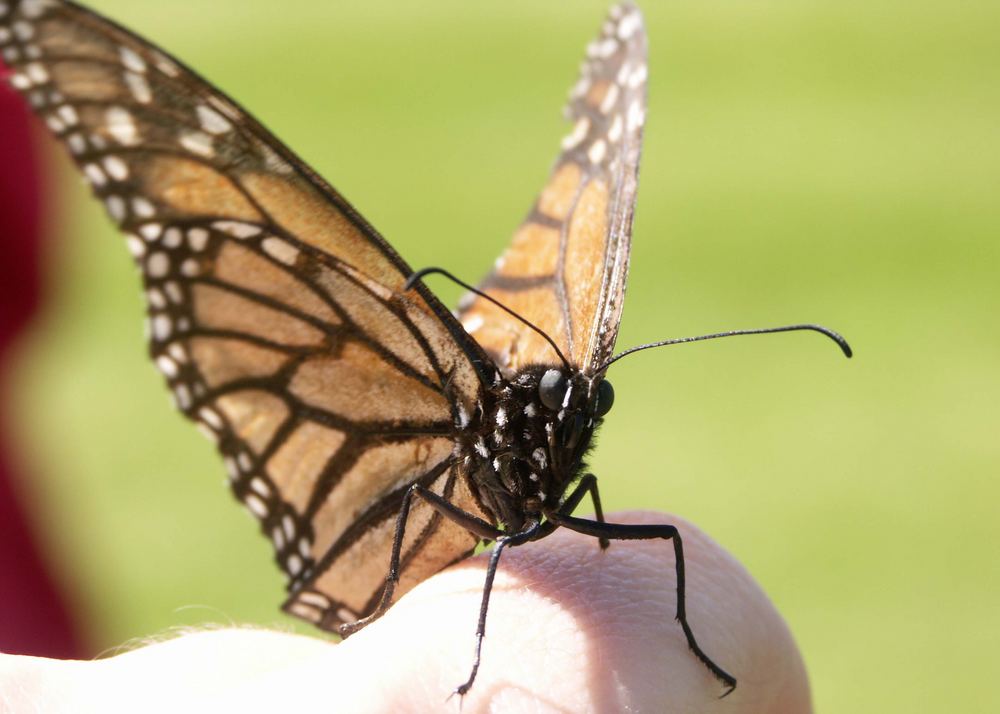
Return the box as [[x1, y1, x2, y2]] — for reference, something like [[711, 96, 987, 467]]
[[0, 80, 83, 657]]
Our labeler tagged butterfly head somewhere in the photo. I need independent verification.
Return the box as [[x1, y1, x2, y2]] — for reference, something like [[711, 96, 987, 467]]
[[537, 368, 614, 453], [520, 366, 615, 497]]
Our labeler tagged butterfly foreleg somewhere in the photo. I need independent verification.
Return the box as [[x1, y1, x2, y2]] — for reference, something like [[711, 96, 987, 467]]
[[535, 473, 609, 548], [338, 482, 503, 638], [542, 511, 737, 696], [452, 519, 543, 699]]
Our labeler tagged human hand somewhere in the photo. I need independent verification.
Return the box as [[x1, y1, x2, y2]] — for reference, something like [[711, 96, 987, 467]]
[[0, 511, 810, 713]]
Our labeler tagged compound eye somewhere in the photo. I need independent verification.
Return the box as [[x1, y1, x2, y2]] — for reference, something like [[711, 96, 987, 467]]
[[538, 369, 568, 411], [594, 379, 615, 418]]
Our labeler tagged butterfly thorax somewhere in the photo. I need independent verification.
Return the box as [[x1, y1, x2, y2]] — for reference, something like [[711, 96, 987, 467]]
[[458, 366, 608, 533]]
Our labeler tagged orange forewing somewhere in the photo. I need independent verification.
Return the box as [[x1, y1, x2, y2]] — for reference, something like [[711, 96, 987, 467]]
[[459, 3, 647, 374], [1, 0, 492, 630]]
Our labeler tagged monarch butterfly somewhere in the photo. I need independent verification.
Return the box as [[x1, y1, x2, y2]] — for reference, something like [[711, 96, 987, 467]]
[[2, 0, 850, 697]]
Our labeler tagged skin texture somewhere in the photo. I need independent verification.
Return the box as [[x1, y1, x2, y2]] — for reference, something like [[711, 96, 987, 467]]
[[0, 511, 810, 713]]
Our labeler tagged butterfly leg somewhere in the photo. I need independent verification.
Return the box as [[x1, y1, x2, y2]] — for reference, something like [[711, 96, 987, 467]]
[[534, 473, 609, 548], [543, 511, 737, 696], [339, 483, 503, 637], [453, 520, 543, 698]]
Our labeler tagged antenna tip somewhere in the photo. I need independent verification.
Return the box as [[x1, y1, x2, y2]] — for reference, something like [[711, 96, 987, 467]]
[[818, 326, 853, 359]]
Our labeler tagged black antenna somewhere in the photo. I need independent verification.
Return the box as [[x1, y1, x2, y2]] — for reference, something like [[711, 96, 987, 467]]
[[404, 267, 572, 371], [601, 323, 852, 372]]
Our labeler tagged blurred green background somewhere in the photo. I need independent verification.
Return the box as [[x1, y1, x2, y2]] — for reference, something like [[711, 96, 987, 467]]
[[6, 0, 998, 711]]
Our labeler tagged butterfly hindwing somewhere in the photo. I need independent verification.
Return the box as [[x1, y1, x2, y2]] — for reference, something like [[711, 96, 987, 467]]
[[458, 2, 647, 374], [1, 0, 495, 629]]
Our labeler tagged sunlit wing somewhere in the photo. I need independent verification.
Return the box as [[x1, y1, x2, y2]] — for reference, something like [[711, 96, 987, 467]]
[[458, 2, 647, 374], [0, 0, 496, 629]]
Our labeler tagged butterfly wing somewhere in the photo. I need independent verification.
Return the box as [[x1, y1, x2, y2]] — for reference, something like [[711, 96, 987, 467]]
[[1, 0, 496, 629], [458, 2, 647, 374]]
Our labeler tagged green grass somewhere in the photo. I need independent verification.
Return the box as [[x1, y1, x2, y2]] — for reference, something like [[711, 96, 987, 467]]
[[8, 1, 999, 711]]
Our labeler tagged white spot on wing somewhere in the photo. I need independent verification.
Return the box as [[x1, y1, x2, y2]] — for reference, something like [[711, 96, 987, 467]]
[[12, 21, 33, 41], [105, 195, 126, 222], [164, 281, 183, 304], [103, 155, 129, 181], [57, 105, 78, 126], [187, 227, 210, 251], [213, 220, 260, 239], [196, 104, 232, 134], [124, 71, 152, 103], [287, 602, 319, 621], [167, 343, 187, 363], [162, 227, 182, 248], [156, 355, 179, 378], [616, 61, 632, 86], [132, 197, 155, 218], [83, 163, 107, 187], [44, 115, 65, 134], [628, 63, 648, 89], [250, 477, 270, 497], [597, 38, 618, 58], [172, 384, 191, 411], [147, 252, 169, 277], [9, 73, 31, 90], [608, 114, 624, 143], [125, 235, 145, 258], [146, 288, 166, 309], [299, 592, 330, 609], [599, 83, 620, 114], [21, 0, 52, 18], [180, 130, 214, 157], [617, 11, 642, 40], [140, 223, 162, 241], [152, 314, 172, 341], [105, 107, 139, 145], [245, 494, 268, 519], [627, 98, 645, 132], [561, 116, 590, 150], [271, 526, 285, 549], [25, 63, 48, 84], [461, 313, 484, 334], [207, 94, 241, 121], [588, 139, 607, 165], [119, 46, 146, 73], [570, 75, 591, 99], [262, 237, 299, 265], [153, 52, 179, 77]]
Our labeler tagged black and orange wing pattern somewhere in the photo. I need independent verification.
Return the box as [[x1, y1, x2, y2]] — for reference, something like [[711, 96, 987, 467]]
[[0, 0, 496, 628], [458, 3, 647, 375]]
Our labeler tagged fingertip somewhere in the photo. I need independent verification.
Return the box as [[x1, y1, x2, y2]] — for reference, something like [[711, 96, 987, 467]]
[[332, 509, 810, 713]]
